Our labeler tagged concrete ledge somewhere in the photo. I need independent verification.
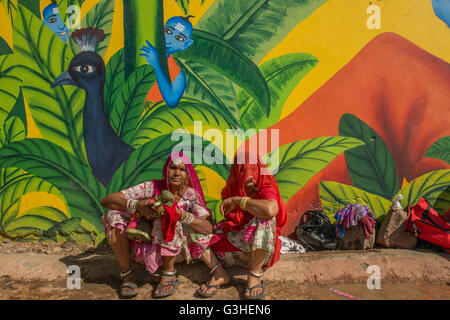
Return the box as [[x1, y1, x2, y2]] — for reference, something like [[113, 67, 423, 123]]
[[264, 249, 450, 284]]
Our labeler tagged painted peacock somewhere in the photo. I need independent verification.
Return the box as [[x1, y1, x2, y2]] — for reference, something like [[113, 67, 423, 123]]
[[52, 29, 134, 186]]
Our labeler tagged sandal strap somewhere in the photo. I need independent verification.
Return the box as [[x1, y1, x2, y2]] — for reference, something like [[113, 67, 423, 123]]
[[122, 281, 137, 289], [205, 280, 222, 289], [196, 281, 221, 298], [245, 281, 265, 300], [154, 279, 180, 298], [247, 281, 265, 291], [157, 279, 178, 289]]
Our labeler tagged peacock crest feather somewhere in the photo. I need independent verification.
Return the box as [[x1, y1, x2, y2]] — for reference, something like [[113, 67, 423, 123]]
[[71, 28, 105, 52]]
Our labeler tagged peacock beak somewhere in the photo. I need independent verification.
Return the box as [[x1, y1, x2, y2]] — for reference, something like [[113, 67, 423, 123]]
[[51, 70, 77, 88]]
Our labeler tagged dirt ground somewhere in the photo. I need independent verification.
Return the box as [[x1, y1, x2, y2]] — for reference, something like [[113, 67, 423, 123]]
[[1, 275, 449, 300], [0, 240, 449, 300]]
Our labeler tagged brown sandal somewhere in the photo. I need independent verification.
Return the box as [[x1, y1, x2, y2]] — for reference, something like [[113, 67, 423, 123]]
[[245, 269, 265, 300], [196, 264, 230, 298], [153, 269, 179, 298], [119, 268, 138, 298]]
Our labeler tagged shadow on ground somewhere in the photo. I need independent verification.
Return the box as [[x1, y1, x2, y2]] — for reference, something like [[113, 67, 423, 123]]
[[58, 247, 255, 299]]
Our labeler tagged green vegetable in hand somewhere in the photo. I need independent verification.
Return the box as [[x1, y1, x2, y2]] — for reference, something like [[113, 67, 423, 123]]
[[151, 190, 175, 217]]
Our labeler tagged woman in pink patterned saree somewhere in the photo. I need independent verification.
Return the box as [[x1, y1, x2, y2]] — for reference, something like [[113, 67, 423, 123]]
[[101, 152, 214, 298]]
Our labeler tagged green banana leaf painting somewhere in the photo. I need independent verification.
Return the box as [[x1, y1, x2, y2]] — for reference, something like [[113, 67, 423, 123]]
[[0, 0, 335, 244]]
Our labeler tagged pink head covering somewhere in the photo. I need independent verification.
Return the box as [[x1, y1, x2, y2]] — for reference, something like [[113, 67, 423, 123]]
[[152, 152, 208, 210]]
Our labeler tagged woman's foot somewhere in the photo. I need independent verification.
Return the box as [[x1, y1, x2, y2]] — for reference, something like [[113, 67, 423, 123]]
[[154, 269, 179, 298], [120, 268, 139, 298], [244, 270, 264, 299], [197, 265, 230, 297]]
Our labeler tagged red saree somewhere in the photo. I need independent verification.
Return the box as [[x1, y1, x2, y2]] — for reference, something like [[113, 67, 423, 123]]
[[210, 152, 287, 268]]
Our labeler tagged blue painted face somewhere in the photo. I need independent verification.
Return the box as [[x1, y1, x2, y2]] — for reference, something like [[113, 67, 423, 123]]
[[42, 4, 71, 42], [164, 17, 194, 55]]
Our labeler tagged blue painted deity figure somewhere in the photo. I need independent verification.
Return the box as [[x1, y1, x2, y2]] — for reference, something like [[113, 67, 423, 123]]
[[140, 16, 195, 108], [42, 1, 71, 42]]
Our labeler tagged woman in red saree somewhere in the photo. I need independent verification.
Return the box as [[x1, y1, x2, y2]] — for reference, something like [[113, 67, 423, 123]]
[[197, 151, 287, 300]]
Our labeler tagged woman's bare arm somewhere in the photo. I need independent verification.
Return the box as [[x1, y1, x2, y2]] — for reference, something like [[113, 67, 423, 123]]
[[246, 198, 278, 219], [101, 192, 156, 219], [102, 191, 213, 233], [101, 192, 128, 212], [222, 196, 278, 219], [177, 208, 213, 235]]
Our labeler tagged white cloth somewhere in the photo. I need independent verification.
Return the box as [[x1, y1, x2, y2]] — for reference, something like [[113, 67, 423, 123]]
[[279, 236, 306, 254]]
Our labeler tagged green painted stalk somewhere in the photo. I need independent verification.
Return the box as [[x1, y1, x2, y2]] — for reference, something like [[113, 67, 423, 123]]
[[123, 0, 169, 80]]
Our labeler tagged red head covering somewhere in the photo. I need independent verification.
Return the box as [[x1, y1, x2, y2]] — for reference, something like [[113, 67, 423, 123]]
[[218, 151, 287, 268]]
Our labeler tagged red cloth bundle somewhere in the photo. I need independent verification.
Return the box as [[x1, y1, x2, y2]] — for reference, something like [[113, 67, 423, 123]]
[[161, 203, 180, 242], [359, 214, 376, 239]]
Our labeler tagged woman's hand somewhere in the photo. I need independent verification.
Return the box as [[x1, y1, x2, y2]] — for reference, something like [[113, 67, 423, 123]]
[[220, 196, 241, 216], [220, 196, 279, 220], [136, 199, 158, 220]]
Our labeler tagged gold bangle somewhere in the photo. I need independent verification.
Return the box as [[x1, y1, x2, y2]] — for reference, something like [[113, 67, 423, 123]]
[[243, 197, 250, 211], [240, 197, 250, 211], [239, 197, 245, 209], [179, 210, 194, 225], [183, 212, 195, 225]]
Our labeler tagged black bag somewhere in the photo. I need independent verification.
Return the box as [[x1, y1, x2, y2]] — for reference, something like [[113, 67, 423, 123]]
[[296, 210, 337, 251]]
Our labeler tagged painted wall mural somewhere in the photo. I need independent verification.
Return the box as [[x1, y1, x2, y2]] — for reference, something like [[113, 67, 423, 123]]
[[0, 0, 448, 244]]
